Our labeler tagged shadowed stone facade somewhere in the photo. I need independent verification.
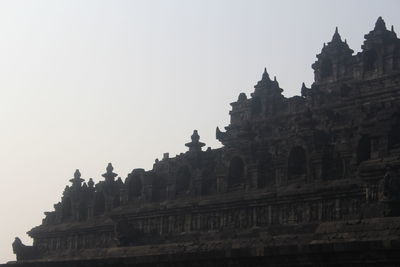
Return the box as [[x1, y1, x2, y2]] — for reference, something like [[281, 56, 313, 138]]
[[5, 17, 400, 266]]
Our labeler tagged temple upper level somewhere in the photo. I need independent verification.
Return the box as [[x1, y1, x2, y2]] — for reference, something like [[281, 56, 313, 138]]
[[311, 16, 400, 85]]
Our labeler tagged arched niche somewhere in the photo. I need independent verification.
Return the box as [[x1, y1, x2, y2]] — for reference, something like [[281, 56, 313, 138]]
[[61, 197, 72, 221], [175, 166, 191, 195], [363, 50, 378, 72], [320, 58, 333, 79], [93, 192, 105, 216], [152, 175, 166, 202], [128, 174, 142, 200], [228, 156, 245, 187], [357, 135, 371, 164], [288, 146, 307, 180]]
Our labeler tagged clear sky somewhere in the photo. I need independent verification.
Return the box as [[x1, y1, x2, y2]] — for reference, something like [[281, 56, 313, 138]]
[[0, 0, 399, 263]]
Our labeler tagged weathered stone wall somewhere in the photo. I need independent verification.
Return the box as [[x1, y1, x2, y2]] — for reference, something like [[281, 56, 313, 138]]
[[6, 217, 400, 266]]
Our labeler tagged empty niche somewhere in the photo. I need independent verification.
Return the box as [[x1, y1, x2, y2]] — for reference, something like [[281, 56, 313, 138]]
[[288, 146, 307, 180], [228, 156, 245, 187]]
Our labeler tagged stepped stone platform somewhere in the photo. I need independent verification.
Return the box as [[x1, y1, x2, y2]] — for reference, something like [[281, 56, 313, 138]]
[[4, 17, 400, 266]]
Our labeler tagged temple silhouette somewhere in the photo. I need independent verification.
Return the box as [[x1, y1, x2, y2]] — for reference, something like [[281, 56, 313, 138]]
[[5, 17, 400, 266]]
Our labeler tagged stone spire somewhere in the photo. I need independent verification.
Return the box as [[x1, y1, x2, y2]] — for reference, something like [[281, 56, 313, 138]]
[[261, 67, 270, 81], [253, 68, 283, 95], [69, 169, 84, 187], [102, 163, 118, 182], [331, 27, 342, 43], [323, 27, 351, 51], [374, 16, 387, 32], [185, 130, 205, 152], [312, 27, 354, 83], [255, 68, 272, 88], [363, 17, 397, 49]]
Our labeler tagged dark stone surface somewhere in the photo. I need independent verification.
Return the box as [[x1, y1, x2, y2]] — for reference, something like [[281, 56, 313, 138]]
[[6, 17, 400, 266]]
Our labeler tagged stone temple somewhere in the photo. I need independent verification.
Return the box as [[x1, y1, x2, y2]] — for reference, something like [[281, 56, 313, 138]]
[[4, 17, 400, 266]]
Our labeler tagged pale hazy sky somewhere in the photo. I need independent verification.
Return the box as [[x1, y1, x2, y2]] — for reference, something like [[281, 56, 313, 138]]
[[0, 0, 399, 262]]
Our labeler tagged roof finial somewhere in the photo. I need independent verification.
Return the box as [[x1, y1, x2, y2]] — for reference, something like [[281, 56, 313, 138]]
[[102, 163, 118, 182], [331, 26, 342, 43], [74, 169, 81, 179], [191, 130, 200, 142], [106, 163, 113, 173], [185, 130, 205, 153], [237, 92, 247, 102], [374, 16, 387, 31], [273, 76, 279, 87], [262, 67, 270, 81], [69, 169, 84, 187]]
